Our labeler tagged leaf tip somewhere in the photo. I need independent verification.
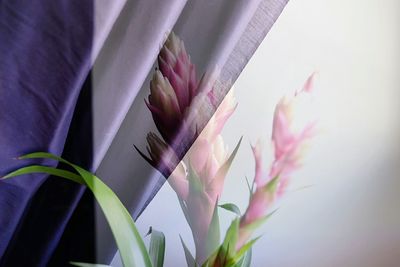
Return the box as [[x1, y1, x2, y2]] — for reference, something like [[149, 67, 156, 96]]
[[146, 226, 153, 237]]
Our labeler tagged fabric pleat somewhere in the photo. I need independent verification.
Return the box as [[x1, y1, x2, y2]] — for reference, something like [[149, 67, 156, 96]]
[[0, 0, 288, 266], [0, 0, 93, 266]]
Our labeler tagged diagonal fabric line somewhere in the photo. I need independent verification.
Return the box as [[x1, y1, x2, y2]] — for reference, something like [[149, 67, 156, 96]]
[[51, 0, 189, 265], [0, 1, 288, 266], [94, 1, 289, 264], [138, 0, 289, 218]]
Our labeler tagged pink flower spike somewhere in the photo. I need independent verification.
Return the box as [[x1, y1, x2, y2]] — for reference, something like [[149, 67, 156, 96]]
[[251, 139, 264, 187], [148, 33, 202, 146], [237, 73, 319, 251], [298, 71, 318, 94]]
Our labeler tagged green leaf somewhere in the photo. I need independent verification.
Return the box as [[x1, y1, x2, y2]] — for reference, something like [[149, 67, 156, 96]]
[[263, 175, 279, 194], [187, 161, 204, 194], [245, 176, 252, 193], [147, 227, 165, 267], [245, 176, 255, 202], [2, 165, 84, 184], [206, 200, 220, 259], [63, 168, 151, 267], [178, 198, 192, 228], [180, 236, 199, 267], [232, 237, 259, 264], [202, 217, 253, 267], [70, 262, 112, 267], [244, 176, 251, 195], [219, 203, 241, 216], [242, 210, 277, 233], [231, 248, 252, 267], [221, 218, 240, 259], [10, 152, 152, 267]]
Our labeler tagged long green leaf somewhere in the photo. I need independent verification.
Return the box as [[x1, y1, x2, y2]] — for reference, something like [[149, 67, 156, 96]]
[[222, 218, 240, 258], [10, 152, 152, 267], [2, 165, 84, 184], [206, 200, 220, 259], [180, 236, 199, 267], [204, 218, 240, 267], [231, 249, 252, 267], [245, 176, 255, 202], [187, 161, 204, 194], [147, 227, 165, 267], [232, 237, 259, 264], [178, 198, 192, 228]]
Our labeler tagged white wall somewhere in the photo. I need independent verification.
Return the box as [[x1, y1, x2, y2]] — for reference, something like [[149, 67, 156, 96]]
[[115, 0, 400, 266]]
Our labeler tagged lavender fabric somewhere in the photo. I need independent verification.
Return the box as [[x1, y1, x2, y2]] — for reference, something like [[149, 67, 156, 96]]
[[0, 0, 93, 266], [94, 0, 288, 263], [0, 0, 287, 266]]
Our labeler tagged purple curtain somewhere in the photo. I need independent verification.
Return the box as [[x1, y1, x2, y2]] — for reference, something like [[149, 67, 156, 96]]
[[0, 0, 288, 266], [0, 0, 93, 266]]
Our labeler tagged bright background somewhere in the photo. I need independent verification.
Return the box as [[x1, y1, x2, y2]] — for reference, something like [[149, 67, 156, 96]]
[[113, 0, 400, 266]]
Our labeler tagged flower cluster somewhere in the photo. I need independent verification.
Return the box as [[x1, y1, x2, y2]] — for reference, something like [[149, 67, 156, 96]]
[[138, 32, 239, 264], [3, 29, 320, 267], [138, 32, 319, 267], [169, 91, 237, 263], [145, 33, 199, 145], [237, 73, 318, 249]]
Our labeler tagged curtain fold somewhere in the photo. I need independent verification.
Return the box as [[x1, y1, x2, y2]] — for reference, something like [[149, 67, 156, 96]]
[[0, 0, 93, 266], [0, 0, 288, 266], [94, 0, 288, 263]]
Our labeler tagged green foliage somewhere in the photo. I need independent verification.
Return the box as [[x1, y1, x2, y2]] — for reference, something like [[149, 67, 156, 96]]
[[2, 135, 268, 267], [180, 236, 199, 267], [201, 214, 262, 267], [231, 249, 252, 267], [232, 238, 259, 264], [241, 210, 277, 233], [3, 165, 84, 184], [147, 227, 166, 267], [263, 175, 280, 194], [206, 200, 220, 259], [3, 152, 152, 267], [202, 218, 239, 267], [219, 203, 241, 216]]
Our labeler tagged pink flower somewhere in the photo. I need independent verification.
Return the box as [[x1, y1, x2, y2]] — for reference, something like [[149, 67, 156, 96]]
[[169, 91, 237, 263], [138, 32, 239, 263], [157, 32, 198, 112], [237, 73, 318, 249], [173, 90, 236, 198], [146, 32, 215, 147], [140, 132, 188, 198], [138, 32, 222, 179], [270, 73, 317, 195]]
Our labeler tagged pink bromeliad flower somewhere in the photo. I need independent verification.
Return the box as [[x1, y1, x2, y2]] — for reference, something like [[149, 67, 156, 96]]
[[137, 32, 221, 177], [237, 73, 318, 249], [139, 87, 237, 265], [169, 91, 238, 264], [145, 32, 217, 149], [146, 32, 197, 145]]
